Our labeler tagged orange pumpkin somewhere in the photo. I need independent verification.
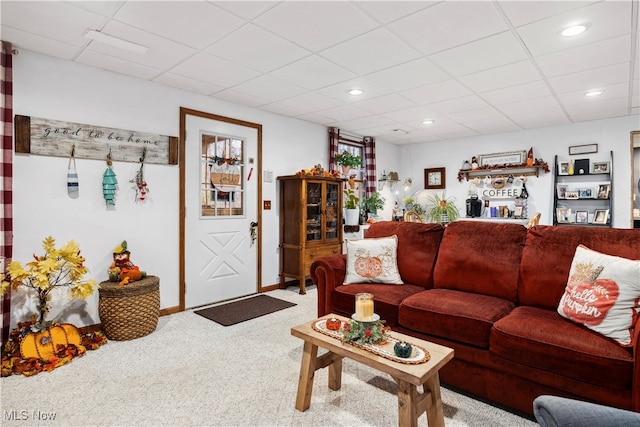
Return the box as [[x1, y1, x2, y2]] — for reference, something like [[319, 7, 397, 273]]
[[20, 323, 82, 360]]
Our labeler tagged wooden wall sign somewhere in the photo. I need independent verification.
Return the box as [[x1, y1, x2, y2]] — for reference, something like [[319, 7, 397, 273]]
[[15, 115, 178, 165]]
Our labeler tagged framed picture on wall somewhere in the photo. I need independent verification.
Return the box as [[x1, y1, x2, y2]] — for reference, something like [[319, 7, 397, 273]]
[[424, 167, 445, 189]]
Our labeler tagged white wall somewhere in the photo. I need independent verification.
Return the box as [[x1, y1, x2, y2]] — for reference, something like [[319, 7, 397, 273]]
[[10, 50, 340, 327], [398, 116, 639, 227]]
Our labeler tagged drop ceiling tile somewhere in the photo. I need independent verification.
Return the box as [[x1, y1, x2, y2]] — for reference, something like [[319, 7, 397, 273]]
[[401, 79, 472, 105], [447, 107, 509, 123], [516, 1, 632, 57], [355, 1, 435, 24], [388, 1, 508, 55], [67, 1, 125, 17], [547, 62, 630, 94], [269, 55, 356, 90], [316, 77, 391, 103], [425, 95, 489, 116], [212, 90, 269, 108], [254, 1, 378, 52], [88, 21, 197, 70], [206, 24, 309, 73], [320, 28, 420, 75], [212, 1, 279, 20], [230, 75, 308, 103], [482, 81, 552, 105], [354, 94, 418, 115], [367, 59, 450, 92], [382, 106, 440, 123], [1, 26, 80, 60], [464, 116, 522, 135], [316, 105, 373, 122], [438, 128, 480, 140], [535, 35, 631, 78], [113, 1, 244, 49], [557, 82, 630, 106], [76, 50, 160, 80], [1, 1, 108, 46], [499, 96, 570, 128], [565, 97, 630, 121], [170, 52, 259, 88], [458, 60, 542, 93], [153, 73, 223, 96], [429, 31, 528, 77], [498, 1, 596, 27], [296, 112, 334, 125], [266, 92, 343, 116], [332, 115, 395, 133]]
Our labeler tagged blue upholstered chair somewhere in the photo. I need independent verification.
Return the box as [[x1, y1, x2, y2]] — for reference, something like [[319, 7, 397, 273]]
[[533, 395, 640, 427]]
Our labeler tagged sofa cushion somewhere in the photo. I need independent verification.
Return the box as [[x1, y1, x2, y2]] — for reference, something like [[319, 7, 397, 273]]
[[332, 283, 424, 326], [433, 221, 527, 302], [398, 289, 515, 348], [344, 236, 402, 284], [519, 225, 640, 310], [364, 222, 444, 289], [491, 306, 633, 390], [557, 245, 640, 346]]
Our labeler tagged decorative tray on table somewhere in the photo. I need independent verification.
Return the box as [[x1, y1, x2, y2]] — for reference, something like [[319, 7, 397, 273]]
[[313, 319, 430, 364]]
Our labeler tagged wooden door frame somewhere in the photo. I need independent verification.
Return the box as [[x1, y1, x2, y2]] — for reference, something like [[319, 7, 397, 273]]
[[179, 107, 263, 311]]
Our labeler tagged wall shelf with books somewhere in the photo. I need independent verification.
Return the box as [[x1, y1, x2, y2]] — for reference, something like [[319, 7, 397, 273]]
[[552, 151, 613, 227]]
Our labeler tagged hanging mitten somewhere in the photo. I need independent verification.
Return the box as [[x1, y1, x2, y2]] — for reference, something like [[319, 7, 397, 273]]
[[103, 152, 117, 206]]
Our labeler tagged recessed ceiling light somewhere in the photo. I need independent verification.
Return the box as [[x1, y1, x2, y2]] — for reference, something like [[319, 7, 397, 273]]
[[347, 88, 363, 96], [421, 119, 435, 125], [85, 30, 149, 53], [561, 24, 587, 37], [585, 90, 603, 97]]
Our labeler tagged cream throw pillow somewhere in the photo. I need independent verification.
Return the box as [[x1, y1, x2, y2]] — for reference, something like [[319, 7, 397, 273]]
[[344, 236, 402, 284], [557, 245, 640, 346]]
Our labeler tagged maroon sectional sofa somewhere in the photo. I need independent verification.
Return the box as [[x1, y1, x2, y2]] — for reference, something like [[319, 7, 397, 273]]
[[310, 220, 640, 415]]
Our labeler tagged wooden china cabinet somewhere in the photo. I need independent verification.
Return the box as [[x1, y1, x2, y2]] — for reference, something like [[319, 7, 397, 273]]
[[278, 175, 343, 294]]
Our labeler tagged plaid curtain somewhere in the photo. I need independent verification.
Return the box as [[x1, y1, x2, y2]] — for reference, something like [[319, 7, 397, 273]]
[[328, 127, 340, 172], [363, 136, 376, 198], [1, 41, 13, 349]]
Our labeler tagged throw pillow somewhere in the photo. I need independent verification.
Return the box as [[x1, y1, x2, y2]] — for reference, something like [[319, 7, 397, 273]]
[[557, 244, 640, 346], [344, 236, 403, 284]]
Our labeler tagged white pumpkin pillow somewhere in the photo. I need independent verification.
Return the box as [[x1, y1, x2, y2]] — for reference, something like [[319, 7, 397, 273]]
[[344, 236, 402, 284], [557, 245, 640, 346]]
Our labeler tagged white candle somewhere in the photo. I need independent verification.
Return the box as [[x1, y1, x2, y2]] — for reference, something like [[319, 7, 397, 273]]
[[355, 293, 374, 320]]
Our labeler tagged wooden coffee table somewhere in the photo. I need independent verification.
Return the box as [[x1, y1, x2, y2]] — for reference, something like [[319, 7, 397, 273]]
[[291, 314, 454, 427]]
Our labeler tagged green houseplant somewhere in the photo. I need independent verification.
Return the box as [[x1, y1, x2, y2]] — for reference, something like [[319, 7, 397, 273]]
[[343, 189, 360, 225], [334, 151, 362, 175], [425, 192, 460, 224], [361, 191, 385, 214]]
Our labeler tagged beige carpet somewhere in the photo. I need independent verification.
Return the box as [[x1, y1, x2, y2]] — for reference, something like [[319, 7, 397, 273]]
[[0, 286, 537, 427]]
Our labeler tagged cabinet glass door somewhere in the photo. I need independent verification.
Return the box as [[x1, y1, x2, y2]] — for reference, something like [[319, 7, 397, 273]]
[[325, 182, 339, 240], [306, 182, 322, 242]]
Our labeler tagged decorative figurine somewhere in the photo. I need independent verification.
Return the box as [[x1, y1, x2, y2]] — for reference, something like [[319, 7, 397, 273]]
[[394, 341, 413, 358], [527, 147, 534, 166], [471, 157, 479, 170], [108, 240, 146, 286]]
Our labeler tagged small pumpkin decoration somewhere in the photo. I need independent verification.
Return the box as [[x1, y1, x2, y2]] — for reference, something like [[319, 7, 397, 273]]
[[326, 317, 342, 331], [354, 256, 383, 278], [20, 323, 82, 360]]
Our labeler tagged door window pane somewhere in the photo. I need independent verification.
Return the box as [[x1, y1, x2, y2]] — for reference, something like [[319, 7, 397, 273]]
[[201, 133, 244, 217]]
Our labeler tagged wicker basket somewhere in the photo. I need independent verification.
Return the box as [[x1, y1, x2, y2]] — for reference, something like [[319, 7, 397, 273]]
[[98, 275, 160, 341]]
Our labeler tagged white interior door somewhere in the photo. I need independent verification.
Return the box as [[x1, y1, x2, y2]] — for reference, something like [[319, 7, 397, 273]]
[[185, 115, 258, 308]]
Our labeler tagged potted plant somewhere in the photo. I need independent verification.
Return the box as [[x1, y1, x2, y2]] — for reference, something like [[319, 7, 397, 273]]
[[361, 191, 385, 215], [402, 197, 427, 220], [343, 189, 360, 225], [425, 192, 460, 224], [334, 151, 362, 175]]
